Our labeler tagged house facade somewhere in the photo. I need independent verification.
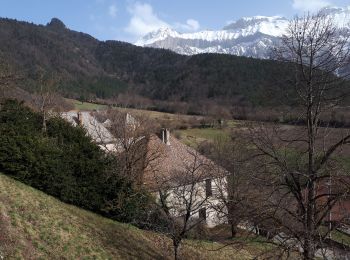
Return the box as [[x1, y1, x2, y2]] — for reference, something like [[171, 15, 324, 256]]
[[62, 110, 229, 227], [143, 129, 229, 227]]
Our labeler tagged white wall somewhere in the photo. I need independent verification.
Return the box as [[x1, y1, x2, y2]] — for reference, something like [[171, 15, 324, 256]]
[[154, 177, 228, 228]]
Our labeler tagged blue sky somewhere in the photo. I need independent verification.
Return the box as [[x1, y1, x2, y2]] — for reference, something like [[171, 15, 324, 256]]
[[0, 0, 349, 42]]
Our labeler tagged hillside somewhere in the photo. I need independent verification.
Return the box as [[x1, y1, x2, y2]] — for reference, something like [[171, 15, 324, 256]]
[[0, 17, 296, 106], [0, 173, 268, 259]]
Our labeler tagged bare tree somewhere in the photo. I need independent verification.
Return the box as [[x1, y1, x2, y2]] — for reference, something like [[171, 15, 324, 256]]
[[33, 71, 61, 133], [150, 151, 215, 260], [249, 11, 350, 259], [92, 109, 162, 184], [200, 135, 253, 238]]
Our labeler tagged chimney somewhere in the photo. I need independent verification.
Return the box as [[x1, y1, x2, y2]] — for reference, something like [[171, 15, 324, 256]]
[[77, 112, 83, 125], [162, 128, 170, 145]]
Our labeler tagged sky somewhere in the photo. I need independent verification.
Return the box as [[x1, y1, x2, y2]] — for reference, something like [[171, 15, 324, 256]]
[[0, 0, 349, 42]]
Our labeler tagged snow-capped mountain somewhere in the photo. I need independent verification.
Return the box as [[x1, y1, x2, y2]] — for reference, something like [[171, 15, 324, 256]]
[[135, 6, 350, 58]]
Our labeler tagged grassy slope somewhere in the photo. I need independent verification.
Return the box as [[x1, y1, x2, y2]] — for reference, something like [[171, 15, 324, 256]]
[[68, 98, 202, 121], [0, 173, 264, 259], [66, 100, 350, 161], [174, 128, 231, 148], [66, 98, 233, 146], [66, 99, 108, 111]]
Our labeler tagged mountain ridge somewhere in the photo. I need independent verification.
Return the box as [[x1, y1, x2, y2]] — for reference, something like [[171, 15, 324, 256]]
[[0, 16, 297, 107], [136, 6, 350, 58]]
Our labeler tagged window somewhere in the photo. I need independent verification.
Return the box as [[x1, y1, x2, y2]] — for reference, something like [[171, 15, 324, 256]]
[[199, 208, 206, 220], [205, 179, 212, 197]]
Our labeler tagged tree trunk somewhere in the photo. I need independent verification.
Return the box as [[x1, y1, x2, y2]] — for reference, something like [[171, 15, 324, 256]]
[[42, 111, 47, 133], [41, 95, 47, 133], [303, 239, 315, 260], [304, 82, 316, 260], [230, 222, 237, 238], [173, 240, 180, 260]]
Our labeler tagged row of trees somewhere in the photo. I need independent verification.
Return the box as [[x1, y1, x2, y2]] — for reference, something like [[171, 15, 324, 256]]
[[259, 11, 350, 259], [90, 103, 349, 260], [201, 11, 350, 260], [118, 11, 350, 259]]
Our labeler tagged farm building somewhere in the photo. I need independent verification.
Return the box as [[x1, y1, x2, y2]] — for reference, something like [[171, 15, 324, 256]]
[[61, 110, 229, 227]]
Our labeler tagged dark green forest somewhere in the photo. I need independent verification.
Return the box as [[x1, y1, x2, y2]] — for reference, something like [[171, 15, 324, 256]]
[[0, 17, 297, 106]]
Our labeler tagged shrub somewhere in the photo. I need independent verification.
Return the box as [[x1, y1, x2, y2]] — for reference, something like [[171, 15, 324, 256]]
[[0, 99, 151, 222]]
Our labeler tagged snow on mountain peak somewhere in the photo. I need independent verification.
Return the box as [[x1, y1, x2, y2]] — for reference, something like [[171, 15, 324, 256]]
[[135, 27, 178, 46], [223, 16, 288, 37], [240, 15, 286, 22], [135, 7, 350, 58], [319, 5, 350, 27]]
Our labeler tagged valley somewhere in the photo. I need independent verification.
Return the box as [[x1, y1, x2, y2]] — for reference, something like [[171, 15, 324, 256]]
[[1, 3, 350, 259]]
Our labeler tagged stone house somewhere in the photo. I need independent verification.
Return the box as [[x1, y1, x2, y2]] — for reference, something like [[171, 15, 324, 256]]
[[143, 129, 229, 227], [62, 111, 229, 227]]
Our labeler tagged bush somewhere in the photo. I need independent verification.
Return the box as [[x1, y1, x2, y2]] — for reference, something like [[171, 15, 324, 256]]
[[186, 222, 211, 240], [0, 99, 151, 222]]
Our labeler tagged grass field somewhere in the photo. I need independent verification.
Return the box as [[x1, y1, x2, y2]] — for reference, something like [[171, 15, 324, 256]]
[[174, 128, 231, 148], [114, 106, 200, 120], [66, 98, 208, 129], [66, 99, 350, 158], [0, 173, 277, 259], [67, 98, 108, 111], [330, 230, 350, 247], [67, 98, 199, 120]]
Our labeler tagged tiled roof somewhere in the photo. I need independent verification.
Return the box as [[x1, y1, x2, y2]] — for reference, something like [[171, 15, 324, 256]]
[[143, 133, 228, 191], [61, 111, 115, 144], [61, 111, 228, 191]]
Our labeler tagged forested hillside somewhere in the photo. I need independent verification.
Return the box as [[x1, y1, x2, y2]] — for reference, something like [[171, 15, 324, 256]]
[[0, 17, 296, 106]]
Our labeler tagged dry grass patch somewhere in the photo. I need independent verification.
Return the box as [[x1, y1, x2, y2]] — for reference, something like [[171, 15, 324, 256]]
[[0, 173, 278, 259]]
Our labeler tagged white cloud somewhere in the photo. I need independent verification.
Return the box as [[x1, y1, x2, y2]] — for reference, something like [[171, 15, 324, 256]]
[[125, 2, 201, 38], [125, 2, 169, 37], [292, 0, 332, 12], [108, 4, 118, 18], [175, 19, 200, 31]]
